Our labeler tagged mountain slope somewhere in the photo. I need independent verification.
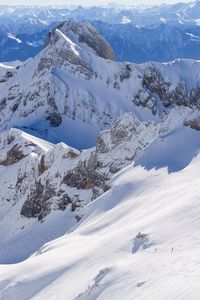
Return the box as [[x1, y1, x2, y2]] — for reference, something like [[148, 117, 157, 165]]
[[1, 20, 200, 150], [1, 18, 200, 300], [1, 151, 200, 299], [0, 106, 200, 266], [0, 112, 160, 264]]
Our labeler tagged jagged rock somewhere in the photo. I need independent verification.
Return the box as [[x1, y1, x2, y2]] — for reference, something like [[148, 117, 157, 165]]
[[131, 65, 199, 115], [0, 70, 15, 83], [190, 88, 200, 108], [63, 159, 109, 190], [38, 154, 48, 175], [58, 194, 72, 211], [120, 64, 132, 81], [142, 66, 173, 107], [46, 20, 115, 61], [46, 112, 62, 127], [21, 181, 56, 220], [37, 57, 53, 73], [184, 119, 200, 131], [0, 112, 161, 221], [94, 113, 160, 173], [0, 144, 28, 166]]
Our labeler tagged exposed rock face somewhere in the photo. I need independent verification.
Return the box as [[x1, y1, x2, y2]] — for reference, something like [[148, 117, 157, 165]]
[[0, 144, 28, 166], [134, 67, 184, 114], [94, 113, 160, 174], [133, 65, 200, 115], [0, 114, 162, 221], [184, 119, 200, 131], [0, 129, 42, 166], [63, 160, 108, 190], [21, 181, 49, 219], [46, 20, 115, 61], [46, 112, 62, 127], [190, 88, 200, 108], [0, 70, 15, 83]]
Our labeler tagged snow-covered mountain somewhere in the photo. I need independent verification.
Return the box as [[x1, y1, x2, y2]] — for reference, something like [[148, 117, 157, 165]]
[[1, 19, 200, 299], [2, 2, 200, 62], [2, 155, 200, 299], [1, 114, 200, 298], [95, 21, 200, 63], [1, 20, 200, 149]]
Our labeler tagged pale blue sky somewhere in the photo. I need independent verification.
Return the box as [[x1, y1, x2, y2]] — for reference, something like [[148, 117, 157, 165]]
[[0, 0, 193, 6]]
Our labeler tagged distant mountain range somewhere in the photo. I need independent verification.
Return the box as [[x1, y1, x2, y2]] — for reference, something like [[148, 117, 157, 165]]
[[1, 1, 200, 63]]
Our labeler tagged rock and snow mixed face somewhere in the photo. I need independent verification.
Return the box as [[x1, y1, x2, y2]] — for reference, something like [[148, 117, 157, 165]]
[[0, 19, 200, 247], [1, 128, 200, 298], [1, 105, 200, 264], [1, 19, 200, 299], [1, 20, 200, 149], [0, 113, 159, 262], [0, 113, 158, 222]]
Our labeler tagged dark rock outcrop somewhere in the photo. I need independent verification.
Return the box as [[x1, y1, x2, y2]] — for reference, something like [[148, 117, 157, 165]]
[[21, 181, 56, 220], [0, 144, 28, 166], [134, 66, 199, 114], [46, 112, 62, 127], [184, 119, 200, 131]]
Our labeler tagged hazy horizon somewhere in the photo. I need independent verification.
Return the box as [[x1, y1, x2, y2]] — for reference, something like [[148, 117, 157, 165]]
[[0, 0, 194, 7]]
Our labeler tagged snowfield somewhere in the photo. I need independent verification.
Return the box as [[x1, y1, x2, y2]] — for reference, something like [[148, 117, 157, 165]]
[[1, 155, 200, 299]]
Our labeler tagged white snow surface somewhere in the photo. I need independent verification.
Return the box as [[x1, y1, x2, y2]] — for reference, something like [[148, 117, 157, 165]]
[[0, 62, 15, 77], [1, 153, 200, 299], [7, 33, 22, 44]]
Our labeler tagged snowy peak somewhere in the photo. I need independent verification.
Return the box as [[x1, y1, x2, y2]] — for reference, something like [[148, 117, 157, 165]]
[[1, 20, 200, 151], [45, 20, 115, 61]]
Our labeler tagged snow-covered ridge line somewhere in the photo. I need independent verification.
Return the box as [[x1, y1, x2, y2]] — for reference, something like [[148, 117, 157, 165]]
[[55, 29, 80, 56]]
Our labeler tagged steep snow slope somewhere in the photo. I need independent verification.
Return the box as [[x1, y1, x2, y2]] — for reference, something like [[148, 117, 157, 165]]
[[1, 152, 200, 299], [0, 113, 160, 263], [0, 62, 15, 77], [0, 107, 199, 265]]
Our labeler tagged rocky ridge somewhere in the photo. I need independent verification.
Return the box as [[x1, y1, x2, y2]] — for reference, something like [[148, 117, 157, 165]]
[[0, 21, 200, 149], [0, 113, 161, 222]]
